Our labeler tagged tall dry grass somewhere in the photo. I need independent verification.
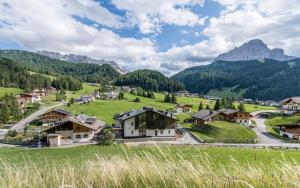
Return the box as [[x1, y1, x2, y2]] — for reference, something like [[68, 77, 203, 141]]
[[0, 147, 300, 188]]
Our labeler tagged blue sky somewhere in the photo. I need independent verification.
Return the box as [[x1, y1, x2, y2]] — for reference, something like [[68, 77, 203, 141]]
[[0, 0, 299, 75]]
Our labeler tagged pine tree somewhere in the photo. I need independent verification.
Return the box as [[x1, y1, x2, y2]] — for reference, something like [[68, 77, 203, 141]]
[[171, 94, 177, 104], [206, 104, 211, 110], [214, 99, 221, 110], [199, 101, 203, 111], [118, 92, 124, 100], [238, 103, 246, 112]]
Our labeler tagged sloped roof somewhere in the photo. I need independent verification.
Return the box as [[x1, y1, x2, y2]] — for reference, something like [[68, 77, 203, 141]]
[[114, 107, 176, 122], [53, 109, 72, 115], [281, 97, 300, 104], [43, 117, 103, 132], [192, 110, 220, 120], [218, 108, 237, 115]]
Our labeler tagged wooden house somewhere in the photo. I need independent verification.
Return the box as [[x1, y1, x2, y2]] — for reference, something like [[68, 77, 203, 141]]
[[176, 104, 193, 113], [192, 109, 252, 127], [114, 107, 176, 138], [39, 109, 71, 125], [280, 124, 300, 140], [281, 97, 300, 111], [43, 117, 104, 146], [17, 93, 41, 107]]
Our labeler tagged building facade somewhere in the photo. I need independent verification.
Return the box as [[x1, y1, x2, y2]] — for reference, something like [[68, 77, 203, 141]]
[[281, 97, 300, 111], [114, 107, 176, 138]]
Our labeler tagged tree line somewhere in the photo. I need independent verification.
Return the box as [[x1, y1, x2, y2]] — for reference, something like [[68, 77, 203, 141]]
[[114, 69, 184, 92]]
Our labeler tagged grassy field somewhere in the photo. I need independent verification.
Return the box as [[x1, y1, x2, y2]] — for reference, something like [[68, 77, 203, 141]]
[[0, 87, 23, 97], [28, 71, 56, 80], [207, 87, 246, 98], [65, 91, 276, 124], [184, 121, 257, 143], [0, 145, 300, 187]]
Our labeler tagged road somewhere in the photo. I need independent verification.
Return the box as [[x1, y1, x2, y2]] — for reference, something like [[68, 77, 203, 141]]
[[11, 102, 64, 132], [250, 110, 282, 144]]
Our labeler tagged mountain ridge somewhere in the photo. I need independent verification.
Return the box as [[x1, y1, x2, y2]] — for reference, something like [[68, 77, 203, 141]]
[[38, 51, 127, 74]]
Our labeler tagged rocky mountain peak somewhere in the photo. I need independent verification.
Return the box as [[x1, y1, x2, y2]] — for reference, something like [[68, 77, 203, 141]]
[[38, 51, 128, 74], [214, 39, 296, 62]]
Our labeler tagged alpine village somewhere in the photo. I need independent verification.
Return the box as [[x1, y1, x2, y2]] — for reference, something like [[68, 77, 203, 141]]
[[1, 1, 300, 187]]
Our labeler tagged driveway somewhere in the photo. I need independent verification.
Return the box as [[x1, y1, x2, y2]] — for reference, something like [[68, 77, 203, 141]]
[[11, 102, 64, 132], [250, 110, 282, 144]]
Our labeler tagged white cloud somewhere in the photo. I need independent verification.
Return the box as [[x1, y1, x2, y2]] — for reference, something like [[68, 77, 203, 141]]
[[111, 0, 207, 34], [0, 0, 156, 67], [1, 0, 300, 76]]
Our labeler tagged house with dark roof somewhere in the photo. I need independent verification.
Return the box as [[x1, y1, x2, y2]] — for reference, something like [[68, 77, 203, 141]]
[[43, 117, 105, 147], [192, 109, 252, 127], [281, 97, 300, 111], [113, 107, 176, 138]]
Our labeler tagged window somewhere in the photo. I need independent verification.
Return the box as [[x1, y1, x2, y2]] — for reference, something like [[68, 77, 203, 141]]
[[160, 130, 163, 134], [83, 134, 89, 138], [75, 134, 81, 139], [131, 130, 133, 135], [168, 130, 171, 134], [131, 122, 134, 126]]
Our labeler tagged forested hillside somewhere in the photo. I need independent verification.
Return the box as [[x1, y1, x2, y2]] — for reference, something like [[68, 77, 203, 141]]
[[0, 58, 82, 91], [0, 50, 120, 84], [172, 59, 300, 100], [114, 69, 184, 92]]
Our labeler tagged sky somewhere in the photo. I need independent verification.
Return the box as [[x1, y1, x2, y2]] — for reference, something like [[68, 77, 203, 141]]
[[0, 0, 300, 75]]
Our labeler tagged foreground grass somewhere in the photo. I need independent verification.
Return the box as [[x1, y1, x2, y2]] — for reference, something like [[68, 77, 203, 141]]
[[0, 87, 23, 97], [1, 146, 300, 187], [184, 121, 257, 143]]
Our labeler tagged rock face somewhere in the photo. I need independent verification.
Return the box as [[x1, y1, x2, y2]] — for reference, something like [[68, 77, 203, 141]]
[[214, 39, 296, 62], [38, 51, 127, 74]]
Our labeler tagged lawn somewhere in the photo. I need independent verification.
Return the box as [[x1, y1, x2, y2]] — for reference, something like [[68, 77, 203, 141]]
[[42, 83, 99, 103], [184, 121, 257, 143], [0, 87, 23, 97], [207, 86, 246, 98]]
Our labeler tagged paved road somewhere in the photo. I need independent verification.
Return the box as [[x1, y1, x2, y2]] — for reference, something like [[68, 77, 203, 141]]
[[250, 110, 282, 144], [11, 102, 64, 132]]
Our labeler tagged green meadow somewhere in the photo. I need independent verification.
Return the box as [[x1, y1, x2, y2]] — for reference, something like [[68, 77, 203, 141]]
[[184, 121, 257, 143], [0, 87, 23, 97]]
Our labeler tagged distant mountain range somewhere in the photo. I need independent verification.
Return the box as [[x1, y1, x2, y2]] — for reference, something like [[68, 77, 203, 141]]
[[214, 39, 296, 62], [38, 51, 127, 74], [173, 39, 300, 100]]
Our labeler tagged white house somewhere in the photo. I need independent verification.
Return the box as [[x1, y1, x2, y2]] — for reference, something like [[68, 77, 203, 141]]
[[281, 97, 300, 111], [114, 107, 176, 138]]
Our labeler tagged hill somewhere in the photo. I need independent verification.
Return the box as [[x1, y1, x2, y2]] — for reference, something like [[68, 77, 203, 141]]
[[114, 69, 184, 92], [172, 58, 300, 100], [0, 57, 82, 91], [0, 50, 121, 84]]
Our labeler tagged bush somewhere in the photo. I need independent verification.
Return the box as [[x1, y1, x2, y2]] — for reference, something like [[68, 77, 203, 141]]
[[99, 129, 115, 145]]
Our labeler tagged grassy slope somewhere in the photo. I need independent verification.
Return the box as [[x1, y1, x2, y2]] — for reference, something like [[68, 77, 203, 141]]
[[265, 113, 300, 140], [185, 121, 257, 143], [207, 87, 246, 98], [65, 92, 277, 124], [0, 87, 23, 97], [0, 145, 300, 167]]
